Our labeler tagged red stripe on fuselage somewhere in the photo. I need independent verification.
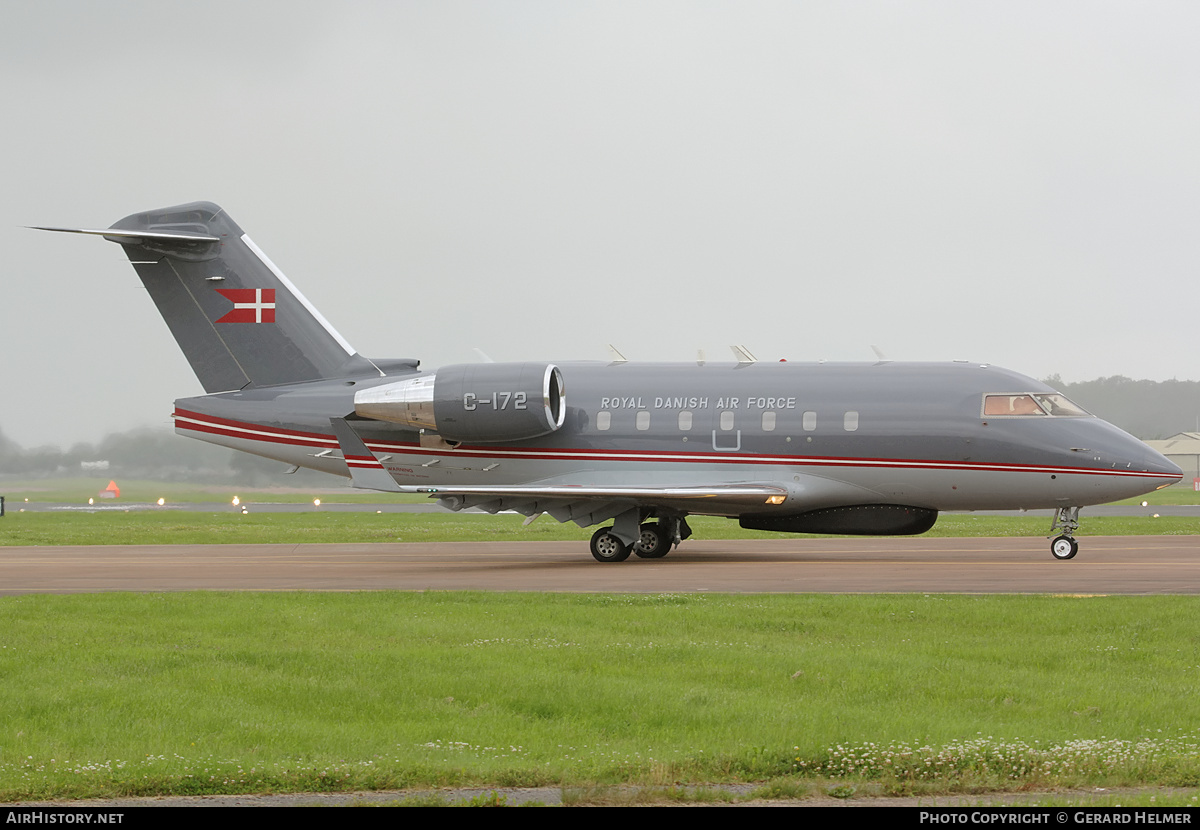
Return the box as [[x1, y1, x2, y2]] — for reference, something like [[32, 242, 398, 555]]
[[171, 409, 1181, 481]]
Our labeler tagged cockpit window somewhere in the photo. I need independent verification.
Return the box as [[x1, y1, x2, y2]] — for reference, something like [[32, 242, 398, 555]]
[[1031, 394, 1089, 417], [984, 394, 1046, 416], [982, 393, 1090, 417]]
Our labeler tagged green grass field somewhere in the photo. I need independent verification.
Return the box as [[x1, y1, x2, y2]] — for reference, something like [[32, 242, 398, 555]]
[[0, 480, 1197, 803], [1, 592, 1199, 802]]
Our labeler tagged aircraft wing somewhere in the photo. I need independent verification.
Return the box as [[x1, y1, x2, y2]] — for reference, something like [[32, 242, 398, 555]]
[[412, 483, 789, 527]]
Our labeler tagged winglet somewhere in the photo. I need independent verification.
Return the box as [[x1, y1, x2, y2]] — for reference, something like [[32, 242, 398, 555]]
[[330, 418, 403, 492], [730, 344, 757, 364]]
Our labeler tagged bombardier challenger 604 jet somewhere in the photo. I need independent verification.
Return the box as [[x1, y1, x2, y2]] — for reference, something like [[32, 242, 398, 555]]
[[37, 202, 1182, 562]]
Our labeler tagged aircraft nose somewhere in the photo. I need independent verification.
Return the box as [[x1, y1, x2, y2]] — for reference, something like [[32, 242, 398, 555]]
[[1073, 421, 1184, 500], [1146, 448, 1183, 480], [1118, 432, 1182, 482]]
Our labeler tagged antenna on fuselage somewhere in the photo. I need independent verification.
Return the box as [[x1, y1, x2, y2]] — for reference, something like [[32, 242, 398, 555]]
[[607, 344, 628, 364], [730, 345, 757, 365]]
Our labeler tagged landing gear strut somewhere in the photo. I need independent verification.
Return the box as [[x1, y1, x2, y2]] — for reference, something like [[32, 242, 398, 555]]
[[1049, 506, 1080, 560]]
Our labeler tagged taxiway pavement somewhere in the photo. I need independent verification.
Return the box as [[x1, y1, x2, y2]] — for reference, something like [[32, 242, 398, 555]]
[[1, 535, 1197, 595]]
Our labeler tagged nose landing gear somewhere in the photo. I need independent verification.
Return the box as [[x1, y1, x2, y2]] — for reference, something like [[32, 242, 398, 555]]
[[1051, 534, 1079, 560], [1049, 506, 1080, 560]]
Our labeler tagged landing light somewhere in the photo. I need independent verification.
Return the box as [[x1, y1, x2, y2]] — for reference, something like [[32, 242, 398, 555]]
[[157, 498, 165, 506], [765, 495, 787, 505], [1142, 501, 1149, 507], [313, 499, 321, 507], [232, 496, 240, 506]]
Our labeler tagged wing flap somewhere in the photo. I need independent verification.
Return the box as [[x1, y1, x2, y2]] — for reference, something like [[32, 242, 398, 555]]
[[421, 483, 788, 501]]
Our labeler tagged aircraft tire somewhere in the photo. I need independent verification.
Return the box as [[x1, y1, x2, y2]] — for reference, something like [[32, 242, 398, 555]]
[[590, 527, 632, 562], [633, 523, 670, 559], [1050, 535, 1079, 560]]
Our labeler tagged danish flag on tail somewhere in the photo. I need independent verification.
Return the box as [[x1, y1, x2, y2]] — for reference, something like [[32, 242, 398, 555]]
[[215, 288, 276, 323]]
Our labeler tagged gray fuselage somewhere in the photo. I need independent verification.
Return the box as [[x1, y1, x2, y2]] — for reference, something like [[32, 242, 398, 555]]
[[174, 359, 1181, 516]]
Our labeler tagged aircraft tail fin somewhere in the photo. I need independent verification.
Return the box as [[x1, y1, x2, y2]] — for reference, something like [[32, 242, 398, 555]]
[[37, 202, 392, 392]]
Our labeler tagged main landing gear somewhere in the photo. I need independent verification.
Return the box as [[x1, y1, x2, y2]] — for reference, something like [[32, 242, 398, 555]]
[[1049, 506, 1081, 560], [589, 515, 689, 563], [589, 526, 631, 562]]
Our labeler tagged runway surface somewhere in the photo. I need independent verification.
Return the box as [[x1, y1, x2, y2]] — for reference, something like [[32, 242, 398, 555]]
[[1, 535, 1197, 595]]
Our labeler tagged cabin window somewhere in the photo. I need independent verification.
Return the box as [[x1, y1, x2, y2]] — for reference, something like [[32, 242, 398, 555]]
[[844, 411, 859, 431], [761, 411, 776, 431], [636, 410, 650, 431], [678, 411, 693, 431], [720, 410, 735, 430], [596, 411, 611, 431], [802, 411, 816, 431]]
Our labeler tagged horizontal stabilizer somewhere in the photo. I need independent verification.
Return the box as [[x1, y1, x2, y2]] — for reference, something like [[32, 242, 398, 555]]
[[30, 226, 219, 244]]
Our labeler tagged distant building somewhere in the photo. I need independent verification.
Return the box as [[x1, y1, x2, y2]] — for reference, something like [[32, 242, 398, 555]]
[[1143, 433, 1200, 483]]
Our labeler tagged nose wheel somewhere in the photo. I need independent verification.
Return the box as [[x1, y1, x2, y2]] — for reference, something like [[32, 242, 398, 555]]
[[1048, 506, 1081, 560], [1050, 535, 1079, 560]]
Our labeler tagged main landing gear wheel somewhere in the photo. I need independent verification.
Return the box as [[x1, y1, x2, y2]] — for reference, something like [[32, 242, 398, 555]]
[[1050, 535, 1079, 560], [633, 523, 670, 559], [590, 527, 631, 562]]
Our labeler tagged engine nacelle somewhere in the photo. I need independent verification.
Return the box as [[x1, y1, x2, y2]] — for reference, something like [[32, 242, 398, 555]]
[[354, 362, 565, 443]]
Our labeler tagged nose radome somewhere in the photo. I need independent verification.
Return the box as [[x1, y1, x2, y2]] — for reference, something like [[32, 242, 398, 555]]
[[1125, 433, 1182, 480], [1082, 420, 1183, 485], [1146, 448, 1183, 479]]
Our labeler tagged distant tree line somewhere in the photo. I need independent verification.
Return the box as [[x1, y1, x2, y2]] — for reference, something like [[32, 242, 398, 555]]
[[1044, 376, 1200, 440], [0, 426, 332, 486], [2, 376, 1198, 481]]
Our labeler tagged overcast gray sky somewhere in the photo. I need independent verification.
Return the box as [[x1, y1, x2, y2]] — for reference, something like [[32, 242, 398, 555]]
[[3, 1, 1197, 448]]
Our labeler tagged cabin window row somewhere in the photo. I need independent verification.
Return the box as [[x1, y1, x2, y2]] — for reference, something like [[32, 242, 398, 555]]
[[594, 410, 860, 432]]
